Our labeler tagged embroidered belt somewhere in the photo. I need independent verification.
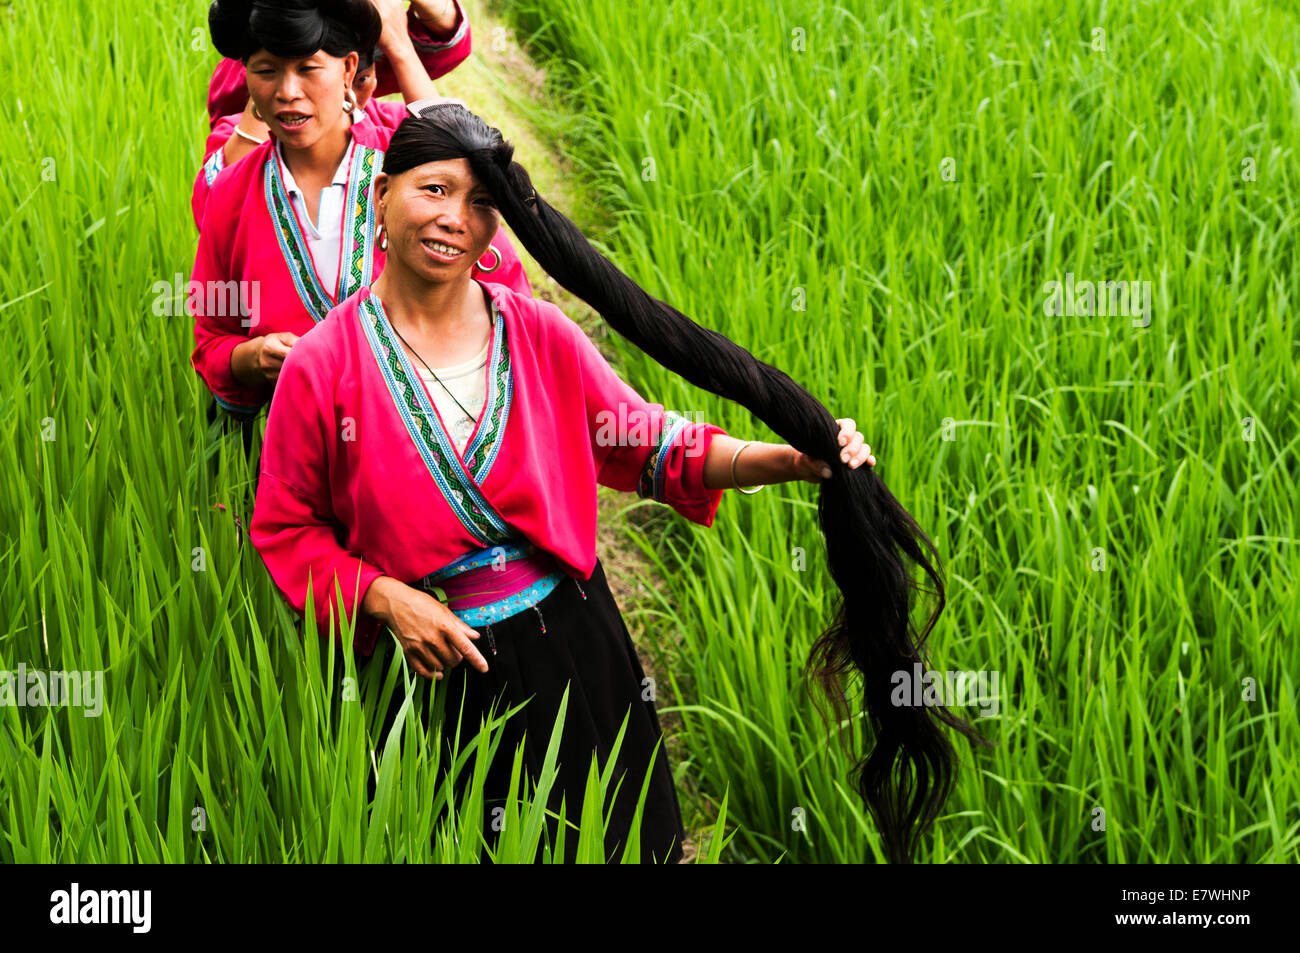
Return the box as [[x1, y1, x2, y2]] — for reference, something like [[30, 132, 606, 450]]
[[415, 541, 566, 629]]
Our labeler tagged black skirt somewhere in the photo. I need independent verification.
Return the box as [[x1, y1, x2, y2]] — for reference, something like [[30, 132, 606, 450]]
[[363, 558, 686, 864]]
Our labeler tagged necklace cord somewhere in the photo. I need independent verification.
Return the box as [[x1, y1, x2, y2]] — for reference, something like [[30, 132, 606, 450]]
[[390, 319, 490, 425]]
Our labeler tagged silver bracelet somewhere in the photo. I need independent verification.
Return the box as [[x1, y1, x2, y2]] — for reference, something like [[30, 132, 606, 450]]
[[729, 441, 764, 495]]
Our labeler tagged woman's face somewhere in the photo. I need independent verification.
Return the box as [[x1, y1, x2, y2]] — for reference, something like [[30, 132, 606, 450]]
[[375, 159, 500, 283], [352, 64, 378, 110], [245, 49, 359, 147]]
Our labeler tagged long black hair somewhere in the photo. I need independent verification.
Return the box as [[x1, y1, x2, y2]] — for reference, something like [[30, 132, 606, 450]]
[[208, 0, 382, 63], [383, 103, 992, 863]]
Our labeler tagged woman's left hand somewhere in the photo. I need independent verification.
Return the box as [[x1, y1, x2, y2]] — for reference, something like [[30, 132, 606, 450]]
[[791, 418, 876, 482]]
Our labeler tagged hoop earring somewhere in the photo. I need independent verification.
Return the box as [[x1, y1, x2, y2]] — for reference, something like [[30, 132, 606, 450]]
[[475, 246, 501, 273], [251, 102, 265, 122], [374, 223, 388, 252], [343, 88, 358, 114]]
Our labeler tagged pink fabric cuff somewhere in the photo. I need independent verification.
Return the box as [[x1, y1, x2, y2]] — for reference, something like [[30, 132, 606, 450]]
[[193, 334, 269, 414], [407, 1, 468, 49]]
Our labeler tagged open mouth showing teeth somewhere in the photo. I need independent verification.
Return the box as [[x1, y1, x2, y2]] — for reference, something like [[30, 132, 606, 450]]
[[277, 114, 310, 127], [421, 240, 465, 257]]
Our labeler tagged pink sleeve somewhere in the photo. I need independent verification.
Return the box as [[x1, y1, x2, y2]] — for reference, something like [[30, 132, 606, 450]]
[[250, 347, 387, 654], [204, 116, 237, 164], [191, 116, 238, 230], [189, 206, 270, 414], [373, 2, 472, 99], [566, 310, 726, 527], [365, 99, 409, 133], [207, 59, 248, 129]]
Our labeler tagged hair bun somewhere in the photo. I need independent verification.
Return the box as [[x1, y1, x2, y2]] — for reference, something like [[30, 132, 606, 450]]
[[208, 0, 257, 60], [207, 0, 381, 63]]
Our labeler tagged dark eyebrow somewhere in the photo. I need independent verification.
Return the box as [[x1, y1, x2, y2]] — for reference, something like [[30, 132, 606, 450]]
[[420, 172, 489, 194]]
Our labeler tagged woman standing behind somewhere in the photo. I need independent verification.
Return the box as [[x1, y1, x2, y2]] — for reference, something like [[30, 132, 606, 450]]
[[203, 0, 470, 129], [192, 0, 503, 236], [247, 104, 875, 862], [191, 0, 527, 420]]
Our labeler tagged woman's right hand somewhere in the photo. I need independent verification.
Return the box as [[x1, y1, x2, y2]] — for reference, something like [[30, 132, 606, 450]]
[[232, 331, 300, 386], [364, 576, 489, 680]]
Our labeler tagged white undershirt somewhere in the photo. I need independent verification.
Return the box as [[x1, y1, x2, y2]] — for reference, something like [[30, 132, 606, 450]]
[[274, 138, 353, 296], [416, 337, 491, 455]]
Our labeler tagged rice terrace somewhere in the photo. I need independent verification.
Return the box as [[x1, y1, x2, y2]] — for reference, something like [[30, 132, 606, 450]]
[[0, 0, 1296, 877]]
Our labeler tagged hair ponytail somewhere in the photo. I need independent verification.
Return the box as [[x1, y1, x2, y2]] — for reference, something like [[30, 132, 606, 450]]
[[383, 106, 992, 863]]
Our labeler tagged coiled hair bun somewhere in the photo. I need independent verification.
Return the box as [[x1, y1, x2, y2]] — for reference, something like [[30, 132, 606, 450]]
[[208, 0, 382, 63]]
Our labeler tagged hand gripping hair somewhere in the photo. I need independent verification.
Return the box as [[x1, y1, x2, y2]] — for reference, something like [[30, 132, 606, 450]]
[[384, 103, 993, 863]]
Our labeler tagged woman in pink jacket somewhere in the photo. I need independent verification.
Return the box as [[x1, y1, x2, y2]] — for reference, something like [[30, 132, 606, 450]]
[[191, 0, 528, 420], [248, 103, 876, 863]]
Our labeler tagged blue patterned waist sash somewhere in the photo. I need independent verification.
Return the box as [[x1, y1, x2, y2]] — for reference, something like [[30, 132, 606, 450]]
[[415, 540, 567, 629]]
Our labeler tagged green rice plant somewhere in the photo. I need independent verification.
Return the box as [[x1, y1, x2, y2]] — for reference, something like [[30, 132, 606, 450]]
[[495, 0, 1300, 862]]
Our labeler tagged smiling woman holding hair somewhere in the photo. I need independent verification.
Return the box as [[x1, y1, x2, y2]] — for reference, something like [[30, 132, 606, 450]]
[[249, 101, 983, 864]]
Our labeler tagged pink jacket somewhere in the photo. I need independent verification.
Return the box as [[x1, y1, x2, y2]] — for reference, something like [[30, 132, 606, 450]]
[[249, 282, 727, 654]]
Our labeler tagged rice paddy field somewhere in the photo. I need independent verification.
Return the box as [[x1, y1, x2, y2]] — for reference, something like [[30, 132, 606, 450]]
[[0, 0, 1296, 864]]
